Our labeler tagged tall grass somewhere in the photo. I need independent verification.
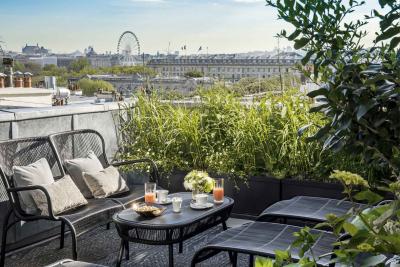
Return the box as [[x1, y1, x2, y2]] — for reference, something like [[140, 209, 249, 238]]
[[118, 86, 368, 183]]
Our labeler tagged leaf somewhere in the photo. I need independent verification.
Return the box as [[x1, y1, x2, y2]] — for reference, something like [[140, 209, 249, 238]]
[[301, 50, 314, 65], [343, 222, 358, 236], [389, 36, 400, 50], [294, 37, 309, 49], [274, 249, 290, 261], [354, 190, 383, 204], [375, 26, 400, 42], [288, 29, 302, 41], [307, 124, 331, 141], [356, 100, 377, 121], [298, 123, 312, 136], [309, 103, 329, 113], [307, 87, 329, 98]]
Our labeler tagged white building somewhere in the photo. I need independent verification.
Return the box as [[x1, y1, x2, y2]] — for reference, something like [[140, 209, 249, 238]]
[[27, 56, 58, 67], [148, 52, 303, 81]]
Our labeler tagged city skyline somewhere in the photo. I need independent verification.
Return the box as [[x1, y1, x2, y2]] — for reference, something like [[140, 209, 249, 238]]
[[1, 0, 382, 55]]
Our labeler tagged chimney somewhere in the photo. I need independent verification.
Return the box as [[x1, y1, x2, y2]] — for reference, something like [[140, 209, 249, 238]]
[[23, 72, 33, 88], [0, 73, 5, 88], [13, 71, 24, 88]]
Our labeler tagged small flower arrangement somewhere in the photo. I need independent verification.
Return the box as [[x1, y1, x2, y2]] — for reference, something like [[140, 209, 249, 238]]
[[329, 170, 369, 187], [184, 170, 214, 193]]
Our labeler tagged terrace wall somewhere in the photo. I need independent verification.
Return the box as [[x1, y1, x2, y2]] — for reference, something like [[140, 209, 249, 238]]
[[0, 102, 123, 252]]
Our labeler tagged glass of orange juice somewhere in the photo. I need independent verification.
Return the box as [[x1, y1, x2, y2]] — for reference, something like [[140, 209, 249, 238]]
[[213, 178, 224, 204], [144, 182, 156, 203]]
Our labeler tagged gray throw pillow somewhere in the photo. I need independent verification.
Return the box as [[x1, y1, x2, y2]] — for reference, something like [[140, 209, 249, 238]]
[[31, 175, 88, 216], [13, 158, 55, 214], [64, 151, 104, 198], [83, 165, 129, 198]]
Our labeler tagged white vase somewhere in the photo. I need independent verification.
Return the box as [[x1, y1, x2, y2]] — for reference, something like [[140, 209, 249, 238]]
[[192, 188, 202, 200]]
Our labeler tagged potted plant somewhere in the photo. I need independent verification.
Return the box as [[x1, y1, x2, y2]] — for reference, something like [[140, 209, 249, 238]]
[[183, 170, 214, 199]]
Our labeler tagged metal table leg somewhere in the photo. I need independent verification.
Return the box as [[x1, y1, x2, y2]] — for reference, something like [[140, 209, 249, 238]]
[[168, 244, 174, 267], [124, 241, 130, 260], [116, 239, 124, 267]]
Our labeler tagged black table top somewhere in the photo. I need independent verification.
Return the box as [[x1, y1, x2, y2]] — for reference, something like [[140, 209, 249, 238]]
[[113, 192, 234, 230]]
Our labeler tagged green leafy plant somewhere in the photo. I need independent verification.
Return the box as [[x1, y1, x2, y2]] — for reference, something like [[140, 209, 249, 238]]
[[263, 0, 400, 265], [77, 78, 114, 96], [183, 170, 214, 193], [266, 0, 400, 181], [118, 86, 370, 183]]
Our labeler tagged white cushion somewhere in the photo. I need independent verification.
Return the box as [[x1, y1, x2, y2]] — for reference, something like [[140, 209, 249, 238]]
[[13, 158, 55, 214], [83, 165, 129, 198], [64, 151, 104, 198], [32, 175, 88, 215]]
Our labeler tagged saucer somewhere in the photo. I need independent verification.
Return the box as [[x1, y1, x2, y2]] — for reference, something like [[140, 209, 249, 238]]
[[190, 202, 213, 210], [156, 198, 172, 205]]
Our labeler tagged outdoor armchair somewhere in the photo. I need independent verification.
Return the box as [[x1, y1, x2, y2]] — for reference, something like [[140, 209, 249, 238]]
[[49, 129, 161, 208], [0, 136, 122, 267]]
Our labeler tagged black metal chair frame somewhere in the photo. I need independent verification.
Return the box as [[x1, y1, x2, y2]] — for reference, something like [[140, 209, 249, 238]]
[[0, 130, 161, 267], [0, 136, 87, 267]]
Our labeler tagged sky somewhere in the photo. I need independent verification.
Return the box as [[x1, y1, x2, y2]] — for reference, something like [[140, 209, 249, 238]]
[[0, 0, 383, 55]]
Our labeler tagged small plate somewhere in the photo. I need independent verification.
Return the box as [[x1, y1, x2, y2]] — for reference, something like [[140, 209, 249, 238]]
[[156, 198, 172, 205], [190, 202, 214, 210], [133, 203, 166, 218]]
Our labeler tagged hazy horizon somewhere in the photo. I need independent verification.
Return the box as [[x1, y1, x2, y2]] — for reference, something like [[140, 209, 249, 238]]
[[0, 0, 382, 55]]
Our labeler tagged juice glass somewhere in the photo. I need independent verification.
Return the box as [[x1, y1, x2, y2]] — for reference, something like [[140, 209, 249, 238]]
[[213, 178, 224, 204], [144, 182, 156, 203]]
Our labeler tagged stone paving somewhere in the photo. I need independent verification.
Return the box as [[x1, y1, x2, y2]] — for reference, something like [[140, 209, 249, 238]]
[[5, 225, 249, 267]]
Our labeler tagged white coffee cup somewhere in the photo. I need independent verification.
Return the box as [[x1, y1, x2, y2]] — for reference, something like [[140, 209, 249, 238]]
[[156, 190, 169, 203], [172, 197, 182, 213], [195, 194, 208, 206]]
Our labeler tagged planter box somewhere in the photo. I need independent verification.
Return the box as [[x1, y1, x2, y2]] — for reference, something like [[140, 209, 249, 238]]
[[160, 171, 345, 219], [281, 178, 344, 200], [229, 176, 281, 218]]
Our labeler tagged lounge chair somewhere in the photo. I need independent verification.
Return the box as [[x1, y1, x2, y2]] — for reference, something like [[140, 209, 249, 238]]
[[0, 136, 122, 267], [191, 221, 338, 267], [192, 198, 386, 266], [257, 196, 365, 224]]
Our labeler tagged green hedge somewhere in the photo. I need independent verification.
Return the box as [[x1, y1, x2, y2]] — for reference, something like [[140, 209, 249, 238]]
[[119, 87, 370, 183], [77, 78, 114, 96]]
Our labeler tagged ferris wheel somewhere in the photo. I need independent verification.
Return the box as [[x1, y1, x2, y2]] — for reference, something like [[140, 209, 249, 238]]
[[117, 31, 140, 57]]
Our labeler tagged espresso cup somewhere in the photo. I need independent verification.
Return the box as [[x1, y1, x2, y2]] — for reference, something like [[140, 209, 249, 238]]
[[156, 190, 169, 203], [195, 194, 208, 206]]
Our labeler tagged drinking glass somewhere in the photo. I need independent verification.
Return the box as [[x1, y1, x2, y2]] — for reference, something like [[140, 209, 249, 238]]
[[172, 195, 183, 213], [144, 182, 156, 203], [213, 178, 224, 203]]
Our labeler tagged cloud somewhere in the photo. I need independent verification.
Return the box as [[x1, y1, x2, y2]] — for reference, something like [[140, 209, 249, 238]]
[[233, 0, 264, 3], [130, 0, 166, 3]]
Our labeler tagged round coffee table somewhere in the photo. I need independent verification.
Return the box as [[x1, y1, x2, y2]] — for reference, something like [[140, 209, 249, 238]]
[[112, 192, 234, 267]]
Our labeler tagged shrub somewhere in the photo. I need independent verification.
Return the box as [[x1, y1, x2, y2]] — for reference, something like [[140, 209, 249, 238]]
[[77, 78, 114, 96], [118, 86, 368, 183]]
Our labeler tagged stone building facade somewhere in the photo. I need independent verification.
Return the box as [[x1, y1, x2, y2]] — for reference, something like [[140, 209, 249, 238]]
[[148, 52, 302, 81]]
